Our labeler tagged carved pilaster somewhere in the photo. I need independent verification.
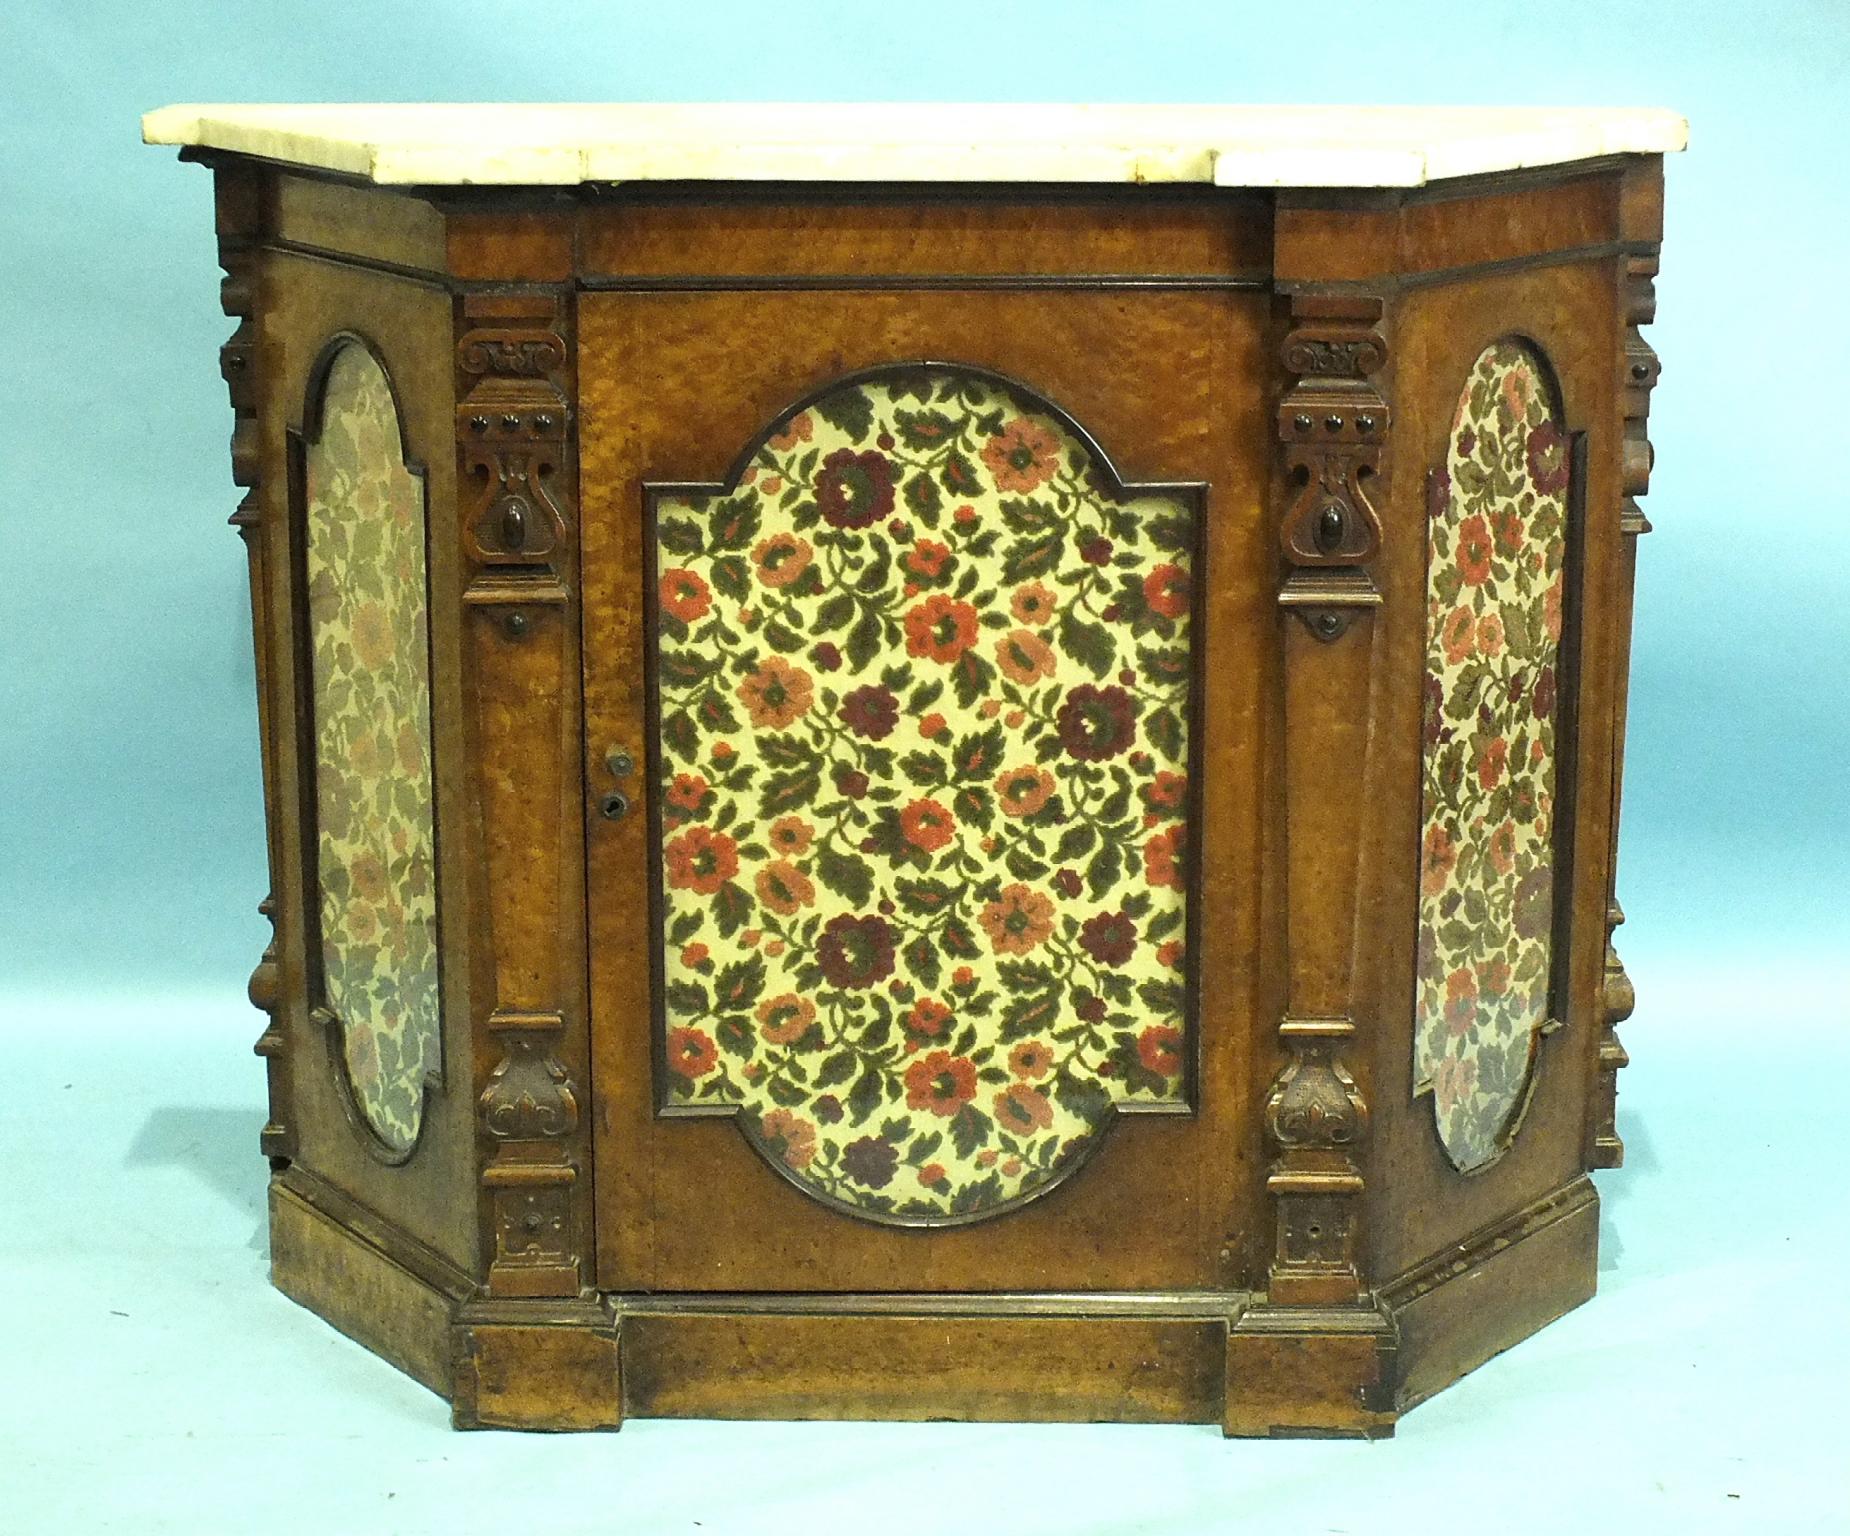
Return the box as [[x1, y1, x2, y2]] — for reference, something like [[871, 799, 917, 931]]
[[458, 292, 588, 1297], [214, 163, 294, 1165], [1257, 294, 1390, 1305], [1265, 1019, 1369, 1301], [479, 1011, 583, 1296], [1593, 170, 1663, 1169]]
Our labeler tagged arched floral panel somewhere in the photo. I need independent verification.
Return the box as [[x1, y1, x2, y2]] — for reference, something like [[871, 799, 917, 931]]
[[650, 365, 1200, 1223], [1414, 339, 1573, 1173], [303, 341, 440, 1155]]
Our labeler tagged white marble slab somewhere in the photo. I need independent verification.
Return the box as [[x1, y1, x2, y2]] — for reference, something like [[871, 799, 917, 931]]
[[142, 104, 1686, 189]]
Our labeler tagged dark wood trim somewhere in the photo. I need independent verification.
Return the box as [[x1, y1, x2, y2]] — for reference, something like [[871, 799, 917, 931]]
[[611, 1289, 1246, 1318], [581, 272, 1269, 292]]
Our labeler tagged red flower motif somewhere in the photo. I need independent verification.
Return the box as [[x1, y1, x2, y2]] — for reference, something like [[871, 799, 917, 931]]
[[1477, 736, 1509, 791], [1488, 819, 1517, 877], [816, 447, 897, 529], [904, 594, 980, 664], [665, 773, 709, 814], [1142, 563, 1191, 620], [1079, 909, 1138, 967], [905, 539, 952, 579], [1011, 582, 1057, 626], [752, 531, 813, 588], [1142, 824, 1186, 890], [841, 1135, 898, 1188], [1441, 604, 1475, 665], [994, 764, 1055, 818], [768, 411, 813, 450], [756, 1108, 817, 1169], [737, 656, 813, 729], [1526, 421, 1571, 494], [816, 913, 898, 989], [905, 1050, 978, 1116], [907, 997, 954, 1038], [981, 416, 1061, 493], [664, 826, 738, 895], [756, 993, 816, 1045], [1009, 1041, 1053, 1080], [754, 859, 816, 916], [1144, 770, 1187, 811], [899, 798, 956, 853], [1056, 685, 1137, 761], [1456, 516, 1494, 586], [660, 568, 712, 623], [767, 815, 813, 856], [1420, 824, 1457, 897], [667, 1026, 717, 1079], [1444, 967, 1478, 1037], [839, 683, 900, 740], [1137, 1025, 1183, 1076], [993, 1084, 1054, 1136], [979, 884, 1056, 955], [1532, 665, 1558, 722], [1492, 507, 1526, 559], [994, 627, 1055, 685]]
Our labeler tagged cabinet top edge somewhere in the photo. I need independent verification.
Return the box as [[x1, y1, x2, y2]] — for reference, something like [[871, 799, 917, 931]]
[[142, 103, 1687, 190]]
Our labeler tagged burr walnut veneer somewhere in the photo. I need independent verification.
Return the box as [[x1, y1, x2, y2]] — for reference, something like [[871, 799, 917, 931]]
[[144, 104, 1683, 1434]]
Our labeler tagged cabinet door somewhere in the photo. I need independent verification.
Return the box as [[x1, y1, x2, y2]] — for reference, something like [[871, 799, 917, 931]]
[[582, 288, 1271, 1292]]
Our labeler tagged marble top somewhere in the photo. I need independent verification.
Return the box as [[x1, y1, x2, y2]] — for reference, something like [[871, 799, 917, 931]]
[[142, 104, 1686, 190]]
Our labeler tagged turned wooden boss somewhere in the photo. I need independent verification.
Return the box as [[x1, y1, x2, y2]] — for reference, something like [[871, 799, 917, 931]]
[[145, 104, 1682, 1434]]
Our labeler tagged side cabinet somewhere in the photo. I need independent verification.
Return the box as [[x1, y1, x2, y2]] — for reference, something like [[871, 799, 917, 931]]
[[195, 150, 1664, 1433]]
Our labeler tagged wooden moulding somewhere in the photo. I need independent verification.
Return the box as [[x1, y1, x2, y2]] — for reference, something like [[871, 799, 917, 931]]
[[268, 1161, 1599, 1432]]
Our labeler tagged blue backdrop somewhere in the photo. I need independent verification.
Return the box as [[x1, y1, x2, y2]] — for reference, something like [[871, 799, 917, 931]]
[[3, 1, 1844, 1003], [3, 4, 1847, 1530]]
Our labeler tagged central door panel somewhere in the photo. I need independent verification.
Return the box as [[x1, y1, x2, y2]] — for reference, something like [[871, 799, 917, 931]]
[[582, 288, 1271, 1291]]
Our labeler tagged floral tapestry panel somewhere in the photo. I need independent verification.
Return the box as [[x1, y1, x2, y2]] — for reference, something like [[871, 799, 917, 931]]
[[304, 341, 440, 1154], [651, 366, 1198, 1222], [1415, 340, 1571, 1173]]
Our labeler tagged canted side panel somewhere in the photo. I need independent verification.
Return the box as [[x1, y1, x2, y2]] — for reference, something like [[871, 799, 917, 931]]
[[648, 364, 1199, 1225], [583, 285, 1274, 1292], [1412, 340, 1573, 1173], [301, 339, 441, 1154], [1365, 258, 1621, 1282], [262, 247, 478, 1274]]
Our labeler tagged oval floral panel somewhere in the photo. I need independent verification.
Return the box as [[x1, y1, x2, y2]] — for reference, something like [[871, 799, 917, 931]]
[[1414, 339, 1573, 1173], [649, 365, 1200, 1223], [303, 340, 441, 1156]]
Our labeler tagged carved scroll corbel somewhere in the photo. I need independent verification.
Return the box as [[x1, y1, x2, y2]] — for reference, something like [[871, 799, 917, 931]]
[[1592, 213, 1663, 1168], [1264, 1018, 1369, 1303], [456, 317, 572, 598], [479, 1010, 583, 1297], [213, 167, 295, 1166], [1276, 299, 1390, 641]]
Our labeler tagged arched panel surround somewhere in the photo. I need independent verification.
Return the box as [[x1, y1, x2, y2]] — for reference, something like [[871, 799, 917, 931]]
[[1414, 338, 1574, 1173], [300, 339, 441, 1157], [645, 364, 1203, 1224]]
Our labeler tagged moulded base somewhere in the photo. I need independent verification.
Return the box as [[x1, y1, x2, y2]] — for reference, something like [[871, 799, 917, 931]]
[[267, 1168, 1600, 1435]]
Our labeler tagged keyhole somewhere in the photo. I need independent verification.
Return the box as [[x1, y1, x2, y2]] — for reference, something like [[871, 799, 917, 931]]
[[1314, 503, 1347, 554]]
